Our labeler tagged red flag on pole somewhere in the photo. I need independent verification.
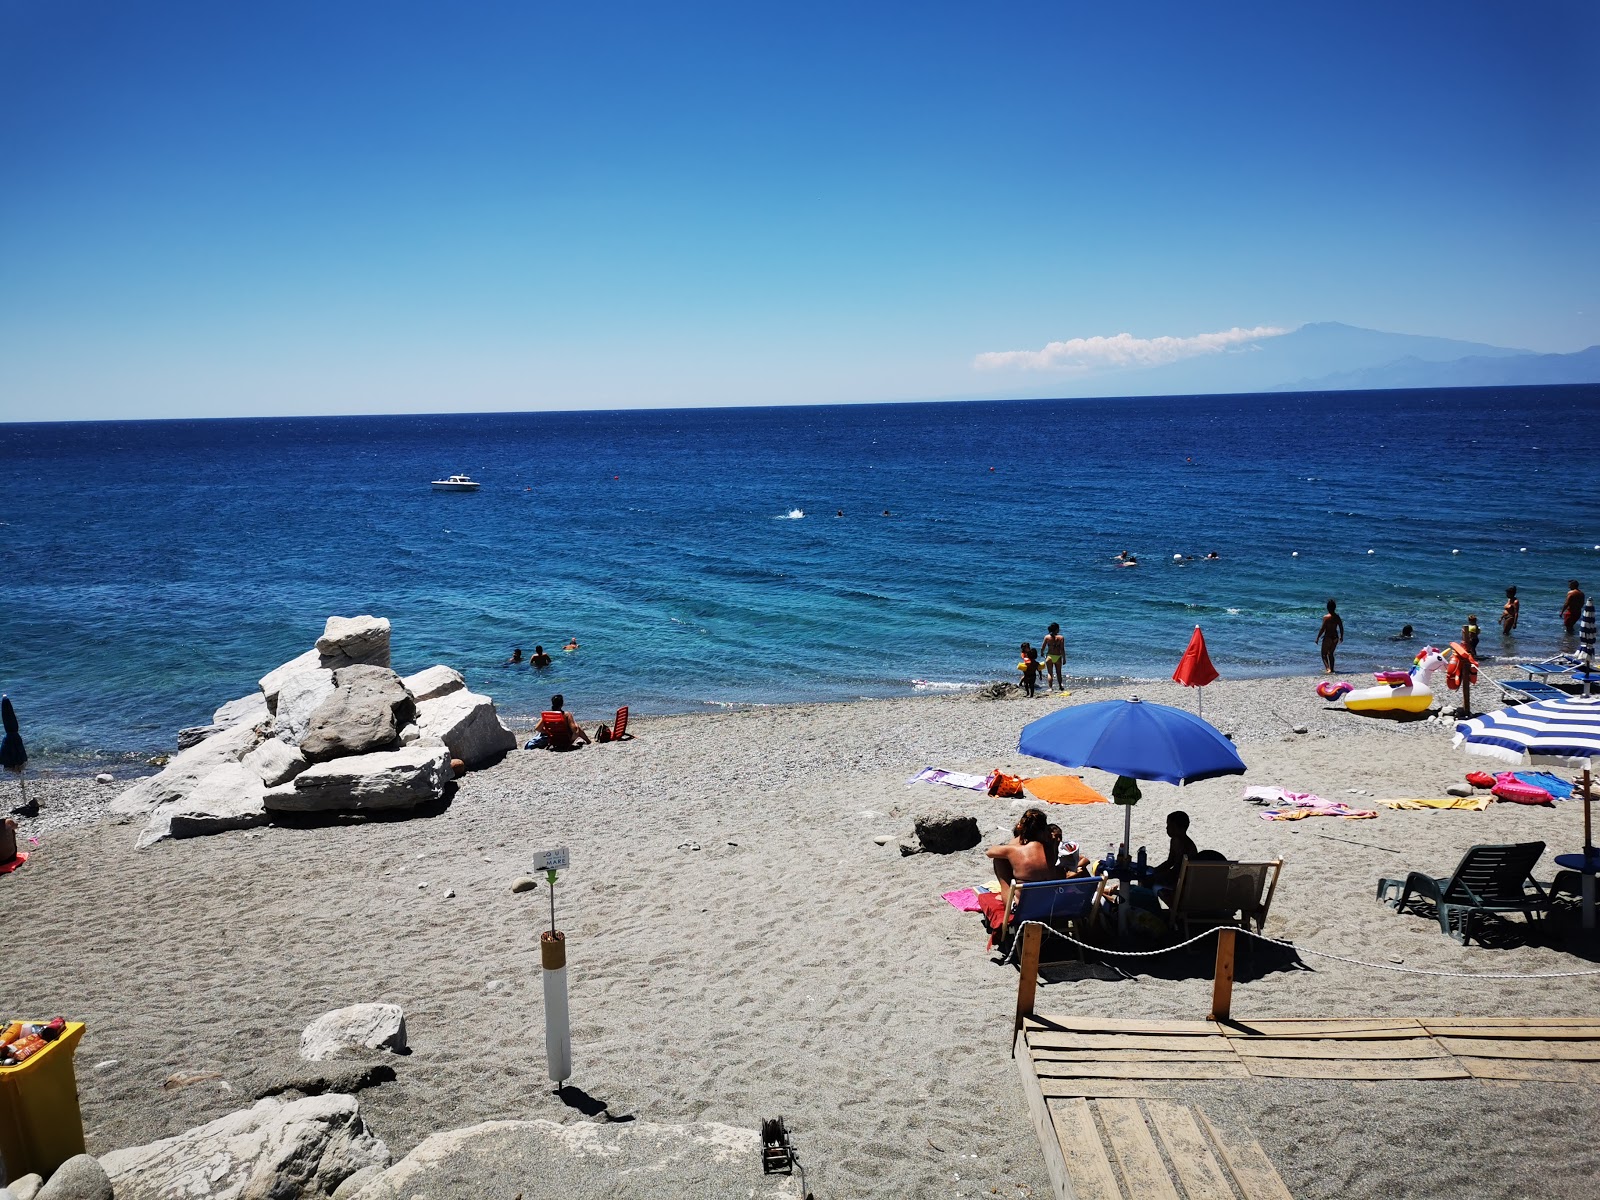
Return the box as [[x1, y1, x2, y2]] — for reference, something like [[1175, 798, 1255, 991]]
[[1173, 626, 1219, 689]]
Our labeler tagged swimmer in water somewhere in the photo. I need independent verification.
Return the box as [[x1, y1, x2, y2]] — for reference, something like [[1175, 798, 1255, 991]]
[[1205, 551, 1219, 560], [1500, 586, 1519, 636], [563, 638, 579, 652], [530, 645, 552, 668], [506, 647, 524, 665], [836, 509, 844, 517], [1392, 625, 1415, 641]]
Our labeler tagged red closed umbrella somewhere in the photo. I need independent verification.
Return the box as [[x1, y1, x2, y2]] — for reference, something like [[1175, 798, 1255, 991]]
[[1173, 626, 1219, 715]]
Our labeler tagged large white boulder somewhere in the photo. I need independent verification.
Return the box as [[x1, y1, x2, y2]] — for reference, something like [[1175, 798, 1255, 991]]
[[137, 763, 269, 848], [110, 722, 265, 820], [259, 648, 322, 713], [212, 691, 270, 730], [402, 664, 465, 703], [300, 1003, 408, 1062], [299, 666, 415, 763], [244, 736, 308, 787], [99, 1093, 389, 1200], [342, 1119, 802, 1200], [267, 744, 451, 813], [316, 615, 391, 669], [273, 668, 337, 744], [414, 688, 516, 769]]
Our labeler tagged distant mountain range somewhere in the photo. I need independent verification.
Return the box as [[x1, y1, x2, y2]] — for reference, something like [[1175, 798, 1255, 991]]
[[1041, 322, 1600, 398]]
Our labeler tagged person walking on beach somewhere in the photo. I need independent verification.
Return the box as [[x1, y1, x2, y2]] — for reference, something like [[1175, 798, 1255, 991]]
[[1315, 599, 1344, 673], [1018, 643, 1041, 698], [1562, 580, 1585, 635], [1500, 586, 1519, 636], [1041, 623, 1066, 691]]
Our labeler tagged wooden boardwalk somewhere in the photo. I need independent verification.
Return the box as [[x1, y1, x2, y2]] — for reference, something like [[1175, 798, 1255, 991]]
[[1015, 1014, 1600, 1199]]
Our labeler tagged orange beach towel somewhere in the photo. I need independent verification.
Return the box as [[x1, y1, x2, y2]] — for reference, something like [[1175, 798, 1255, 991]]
[[1023, 775, 1109, 806]]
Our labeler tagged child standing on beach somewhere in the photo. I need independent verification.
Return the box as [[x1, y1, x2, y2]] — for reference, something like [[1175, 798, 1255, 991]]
[[1462, 614, 1481, 657], [1041, 623, 1066, 691], [1018, 643, 1041, 698], [1315, 599, 1344, 673], [1500, 586, 1519, 636]]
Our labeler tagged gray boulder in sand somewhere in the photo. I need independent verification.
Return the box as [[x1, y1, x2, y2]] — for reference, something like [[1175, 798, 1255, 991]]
[[110, 721, 265, 820], [402, 663, 465, 703], [268, 744, 452, 813], [213, 690, 270, 729], [414, 688, 516, 769], [342, 1119, 802, 1200], [259, 647, 322, 713], [244, 736, 308, 787], [34, 1155, 111, 1200], [138, 762, 269, 848], [273, 667, 337, 744], [914, 810, 981, 854], [100, 1093, 388, 1200], [299, 666, 416, 763], [316, 615, 392, 669], [300, 1003, 408, 1061]]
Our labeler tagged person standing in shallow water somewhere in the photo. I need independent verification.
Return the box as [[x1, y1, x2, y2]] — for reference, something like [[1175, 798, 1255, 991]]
[[1041, 623, 1066, 692], [1500, 586, 1519, 637], [1562, 580, 1585, 635], [1315, 599, 1344, 673]]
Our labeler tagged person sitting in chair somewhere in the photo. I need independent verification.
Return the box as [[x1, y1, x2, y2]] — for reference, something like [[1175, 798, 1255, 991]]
[[976, 808, 1059, 935], [1048, 822, 1093, 878], [1151, 810, 1198, 888], [538, 694, 590, 750]]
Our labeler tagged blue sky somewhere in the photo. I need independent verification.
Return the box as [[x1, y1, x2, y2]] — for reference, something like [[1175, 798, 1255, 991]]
[[2, 1, 1596, 419]]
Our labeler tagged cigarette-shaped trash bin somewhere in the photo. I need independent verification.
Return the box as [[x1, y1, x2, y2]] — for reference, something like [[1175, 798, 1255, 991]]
[[0, 1021, 87, 1182]]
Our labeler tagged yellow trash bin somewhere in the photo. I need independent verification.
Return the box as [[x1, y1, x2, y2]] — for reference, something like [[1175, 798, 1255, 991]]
[[0, 1021, 87, 1183]]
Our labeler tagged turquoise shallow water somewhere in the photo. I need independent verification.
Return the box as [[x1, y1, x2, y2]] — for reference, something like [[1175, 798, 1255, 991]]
[[1, 385, 1596, 767]]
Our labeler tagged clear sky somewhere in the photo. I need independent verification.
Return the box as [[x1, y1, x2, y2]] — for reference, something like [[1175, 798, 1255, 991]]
[[2, 1, 1596, 420]]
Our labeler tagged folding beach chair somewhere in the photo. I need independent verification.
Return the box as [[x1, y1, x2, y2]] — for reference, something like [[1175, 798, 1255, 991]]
[[610, 705, 632, 740], [1377, 841, 1548, 945], [1167, 860, 1282, 937], [1494, 678, 1572, 704], [989, 876, 1106, 958], [1521, 655, 1584, 681]]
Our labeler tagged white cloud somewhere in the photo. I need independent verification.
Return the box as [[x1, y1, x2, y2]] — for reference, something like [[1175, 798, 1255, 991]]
[[973, 325, 1288, 372]]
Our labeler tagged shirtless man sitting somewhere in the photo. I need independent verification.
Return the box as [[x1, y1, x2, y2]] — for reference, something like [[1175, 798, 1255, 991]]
[[985, 807, 1058, 886]]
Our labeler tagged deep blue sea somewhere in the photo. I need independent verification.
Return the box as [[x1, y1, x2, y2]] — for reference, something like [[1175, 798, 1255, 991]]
[[2, 385, 1597, 770]]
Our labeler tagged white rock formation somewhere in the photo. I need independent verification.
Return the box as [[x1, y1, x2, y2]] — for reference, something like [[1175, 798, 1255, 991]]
[[99, 1093, 388, 1200], [110, 722, 264, 819], [401, 664, 465, 703], [267, 744, 452, 813], [212, 691, 270, 729], [273, 668, 337, 744], [244, 737, 308, 787], [137, 763, 269, 848], [300, 1003, 408, 1062], [414, 688, 516, 769], [259, 648, 322, 714], [316, 615, 391, 669]]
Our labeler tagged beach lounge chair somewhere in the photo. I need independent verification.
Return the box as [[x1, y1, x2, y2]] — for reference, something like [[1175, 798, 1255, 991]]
[[538, 710, 575, 751], [610, 705, 631, 740], [1494, 678, 1572, 704], [1376, 841, 1548, 944], [990, 876, 1106, 957], [1166, 860, 1282, 937]]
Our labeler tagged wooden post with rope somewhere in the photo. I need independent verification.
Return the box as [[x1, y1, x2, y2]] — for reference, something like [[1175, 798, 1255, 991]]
[[1210, 927, 1236, 1021], [1013, 923, 1042, 1047]]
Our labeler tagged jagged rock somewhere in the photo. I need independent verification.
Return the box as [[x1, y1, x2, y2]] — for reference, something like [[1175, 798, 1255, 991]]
[[176, 724, 223, 751], [341, 1119, 802, 1200], [300, 1004, 407, 1062], [398, 723, 421, 745], [402, 664, 465, 703], [274, 668, 337, 744], [268, 745, 452, 813], [110, 722, 265, 820], [316, 615, 392, 669], [99, 1093, 388, 1200], [259, 648, 322, 714], [138, 763, 270, 848], [414, 688, 516, 769], [913, 810, 981, 854], [299, 666, 417, 763], [975, 681, 1019, 700], [213, 691, 270, 729], [244, 737, 308, 787], [35, 1155, 111, 1200]]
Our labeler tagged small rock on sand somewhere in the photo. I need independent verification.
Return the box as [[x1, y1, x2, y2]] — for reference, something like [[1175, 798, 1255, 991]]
[[511, 877, 537, 893]]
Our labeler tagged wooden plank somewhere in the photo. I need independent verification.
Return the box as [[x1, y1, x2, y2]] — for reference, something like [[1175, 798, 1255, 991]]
[[1242, 1057, 1468, 1080], [1030, 1032, 1237, 1054], [1097, 1100, 1181, 1200], [1035, 1060, 1251, 1081], [1047, 1098, 1124, 1200], [1421, 1023, 1600, 1041], [1013, 1031, 1080, 1200], [1221, 1019, 1424, 1039], [1145, 1102, 1233, 1200], [1457, 1057, 1600, 1084], [1028, 1016, 1221, 1036], [1035, 1050, 1241, 1064], [1436, 1037, 1600, 1061], [1196, 1110, 1294, 1200], [1228, 1038, 1448, 1060], [1039, 1080, 1171, 1099], [1419, 1016, 1600, 1029]]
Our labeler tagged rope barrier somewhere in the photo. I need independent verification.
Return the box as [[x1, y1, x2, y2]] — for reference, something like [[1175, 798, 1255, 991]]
[[1003, 919, 1600, 979]]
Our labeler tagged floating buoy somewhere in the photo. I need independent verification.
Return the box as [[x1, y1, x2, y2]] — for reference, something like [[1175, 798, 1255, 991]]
[[1520, 547, 1527, 552], [1173, 554, 1182, 561], [1452, 549, 1460, 555], [1291, 551, 1299, 557], [1368, 549, 1375, 555]]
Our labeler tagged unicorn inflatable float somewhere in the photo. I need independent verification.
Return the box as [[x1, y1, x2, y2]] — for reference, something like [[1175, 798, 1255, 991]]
[[1340, 646, 1458, 715]]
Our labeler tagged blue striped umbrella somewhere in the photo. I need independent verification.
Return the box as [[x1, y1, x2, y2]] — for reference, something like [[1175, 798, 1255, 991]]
[[1455, 695, 1600, 855], [1582, 598, 1596, 697]]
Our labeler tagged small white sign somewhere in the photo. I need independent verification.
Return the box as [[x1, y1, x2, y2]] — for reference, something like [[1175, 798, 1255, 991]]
[[531, 847, 570, 871]]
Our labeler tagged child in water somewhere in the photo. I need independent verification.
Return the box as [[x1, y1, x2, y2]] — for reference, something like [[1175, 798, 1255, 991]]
[[1462, 614, 1481, 657]]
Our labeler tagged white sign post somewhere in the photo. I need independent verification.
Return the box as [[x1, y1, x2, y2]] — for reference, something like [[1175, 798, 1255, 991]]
[[531, 846, 572, 1086]]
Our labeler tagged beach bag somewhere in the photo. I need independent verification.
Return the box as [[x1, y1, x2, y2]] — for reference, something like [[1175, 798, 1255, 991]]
[[986, 771, 1025, 798], [596, 723, 612, 743]]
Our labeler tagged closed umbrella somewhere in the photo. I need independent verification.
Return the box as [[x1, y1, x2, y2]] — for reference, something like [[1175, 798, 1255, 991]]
[[1172, 625, 1220, 717], [1454, 695, 1600, 926], [1581, 599, 1596, 698], [1019, 696, 1247, 853], [1, 694, 28, 814]]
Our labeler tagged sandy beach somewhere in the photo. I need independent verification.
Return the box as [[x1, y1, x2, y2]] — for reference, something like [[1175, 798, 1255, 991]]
[[5, 670, 1599, 1199]]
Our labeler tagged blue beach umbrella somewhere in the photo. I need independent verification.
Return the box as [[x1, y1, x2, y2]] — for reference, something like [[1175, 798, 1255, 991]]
[[1018, 696, 1247, 851]]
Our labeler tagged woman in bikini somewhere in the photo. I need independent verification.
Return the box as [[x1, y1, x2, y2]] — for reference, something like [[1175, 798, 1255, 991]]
[[1041, 623, 1065, 691]]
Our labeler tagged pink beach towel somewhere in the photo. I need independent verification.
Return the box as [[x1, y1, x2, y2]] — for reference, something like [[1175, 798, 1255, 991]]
[[941, 887, 985, 912]]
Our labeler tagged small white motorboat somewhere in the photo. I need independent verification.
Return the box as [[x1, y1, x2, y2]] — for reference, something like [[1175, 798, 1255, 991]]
[[430, 474, 480, 491]]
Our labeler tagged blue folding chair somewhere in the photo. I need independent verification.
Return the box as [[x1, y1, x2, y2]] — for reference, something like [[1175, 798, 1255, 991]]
[[1496, 678, 1574, 703], [991, 876, 1106, 958]]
